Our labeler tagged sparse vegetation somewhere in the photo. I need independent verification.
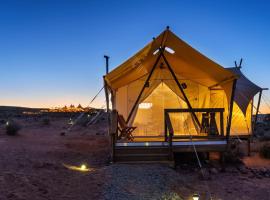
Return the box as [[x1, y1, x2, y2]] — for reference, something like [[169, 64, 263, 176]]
[[42, 118, 50, 125], [260, 144, 270, 159], [223, 140, 244, 164], [6, 120, 21, 136]]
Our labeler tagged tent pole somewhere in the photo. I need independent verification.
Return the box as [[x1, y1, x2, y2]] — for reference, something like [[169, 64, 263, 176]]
[[226, 79, 237, 142], [104, 55, 114, 162], [104, 55, 110, 113], [251, 97, 254, 135], [126, 52, 163, 123], [104, 55, 109, 74], [161, 52, 201, 129], [253, 89, 262, 132]]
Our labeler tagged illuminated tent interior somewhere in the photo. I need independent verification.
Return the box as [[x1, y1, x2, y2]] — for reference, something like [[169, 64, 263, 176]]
[[105, 28, 262, 138]]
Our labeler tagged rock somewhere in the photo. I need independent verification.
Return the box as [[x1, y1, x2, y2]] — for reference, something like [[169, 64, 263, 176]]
[[198, 168, 211, 180], [60, 131, 66, 136], [209, 168, 219, 174], [256, 175, 263, 179], [6, 193, 16, 198], [237, 166, 249, 174]]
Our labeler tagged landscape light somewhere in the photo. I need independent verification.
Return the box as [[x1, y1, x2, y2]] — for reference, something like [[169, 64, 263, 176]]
[[63, 163, 91, 172], [192, 193, 200, 200], [6, 121, 9, 126], [80, 164, 86, 170]]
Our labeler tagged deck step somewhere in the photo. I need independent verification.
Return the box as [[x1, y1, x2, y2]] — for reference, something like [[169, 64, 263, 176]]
[[114, 146, 171, 162], [115, 146, 169, 155], [115, 154, 170, 162]]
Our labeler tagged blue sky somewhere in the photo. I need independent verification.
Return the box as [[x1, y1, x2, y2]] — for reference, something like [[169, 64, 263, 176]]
[[0, 0, 270, 110]]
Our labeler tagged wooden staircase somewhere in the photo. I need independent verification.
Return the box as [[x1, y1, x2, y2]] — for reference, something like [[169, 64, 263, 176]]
[[114, 146, 171, 163]]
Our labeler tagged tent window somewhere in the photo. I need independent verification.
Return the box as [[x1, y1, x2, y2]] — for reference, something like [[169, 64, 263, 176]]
[[139, 102, 152, 109], [153, 49, 159, 55], [165, 46, 175, 54]]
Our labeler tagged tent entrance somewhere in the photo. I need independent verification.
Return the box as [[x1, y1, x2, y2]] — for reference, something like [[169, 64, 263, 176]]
[[132, 82, 199, 137]]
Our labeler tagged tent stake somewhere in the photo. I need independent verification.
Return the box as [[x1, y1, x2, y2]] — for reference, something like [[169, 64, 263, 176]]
[[161, 52, 201, 129]]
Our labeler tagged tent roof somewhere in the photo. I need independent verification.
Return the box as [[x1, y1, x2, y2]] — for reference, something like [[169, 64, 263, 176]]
[[105, 29, 237, 90], [227, 67, 262, 114]]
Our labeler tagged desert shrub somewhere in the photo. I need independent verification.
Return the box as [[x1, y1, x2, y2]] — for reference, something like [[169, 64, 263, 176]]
[[6, 120, 21, 136], [224, 139, 243, 164], [42, 118, 50, 125], [260, 144, 270, 159], [259, 135, 270, 141]]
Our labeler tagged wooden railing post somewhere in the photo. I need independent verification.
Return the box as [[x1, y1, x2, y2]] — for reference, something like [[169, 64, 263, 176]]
[[220, 111, 224, 136], [165, 112, 174, 161], [164, 109, 168, 142]]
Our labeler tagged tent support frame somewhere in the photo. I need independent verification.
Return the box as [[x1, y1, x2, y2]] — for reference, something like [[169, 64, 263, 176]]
[[161, 51, 201, 129], [253, 89, 262, 131], [226, 79, 237, 142], [126, 52, 163, 123]]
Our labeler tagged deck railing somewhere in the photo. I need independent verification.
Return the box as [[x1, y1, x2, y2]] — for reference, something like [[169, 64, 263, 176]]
[[164, 108, 225, 142]]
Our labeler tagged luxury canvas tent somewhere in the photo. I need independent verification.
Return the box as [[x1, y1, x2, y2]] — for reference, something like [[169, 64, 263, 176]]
[[104, 28, 263, 162]]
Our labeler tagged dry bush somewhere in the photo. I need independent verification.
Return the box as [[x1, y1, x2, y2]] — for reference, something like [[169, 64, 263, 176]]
[[42, 118, 50, 125], [6, 120, 21, 136], [223, 139, 244, 164], [260, 144, 270, 159]]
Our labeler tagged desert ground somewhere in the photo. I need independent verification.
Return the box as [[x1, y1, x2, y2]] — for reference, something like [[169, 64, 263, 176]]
[[0, 112, 270, 200]]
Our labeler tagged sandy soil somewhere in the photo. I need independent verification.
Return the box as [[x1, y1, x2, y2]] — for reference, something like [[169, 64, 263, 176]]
[[0, 117, 270, 200]]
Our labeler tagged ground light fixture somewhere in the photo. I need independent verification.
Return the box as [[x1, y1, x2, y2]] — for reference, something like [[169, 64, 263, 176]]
[[63, 163, 92, 172], [80, 164, 86, 170], [192, 193, 200, 200]]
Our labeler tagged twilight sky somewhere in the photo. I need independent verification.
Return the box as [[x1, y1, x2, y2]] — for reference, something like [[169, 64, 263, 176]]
[[0, 0, 270, 111]]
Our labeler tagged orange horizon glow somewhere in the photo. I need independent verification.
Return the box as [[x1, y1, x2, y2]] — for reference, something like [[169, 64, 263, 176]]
[[1, 100, 270, 114], [0, 99, 106, 109]]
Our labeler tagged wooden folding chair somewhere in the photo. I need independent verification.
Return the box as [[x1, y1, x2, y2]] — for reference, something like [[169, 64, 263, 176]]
[[117, 114, 136, 141]]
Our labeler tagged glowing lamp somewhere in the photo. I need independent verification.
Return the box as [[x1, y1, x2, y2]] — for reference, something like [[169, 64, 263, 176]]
[[6, 121, 9, 126], [80, 164, 86, 170], [145, 142, 149, 146], [192, 194, 200, 200]]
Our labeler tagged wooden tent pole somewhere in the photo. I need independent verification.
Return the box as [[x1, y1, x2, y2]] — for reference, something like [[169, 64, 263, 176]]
[[103, 55, 115, 162], [161, 52, 201, 129], [126, 52, 163, 123], [226, 79, 237, 141]]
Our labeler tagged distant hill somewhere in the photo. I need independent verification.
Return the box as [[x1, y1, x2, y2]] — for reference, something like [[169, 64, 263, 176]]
[[0, 106, 46, 112]]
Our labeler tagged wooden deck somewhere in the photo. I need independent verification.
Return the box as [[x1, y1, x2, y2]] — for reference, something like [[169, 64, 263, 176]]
[[113, 137, 227, 163], [109, 108, 250, 163]]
